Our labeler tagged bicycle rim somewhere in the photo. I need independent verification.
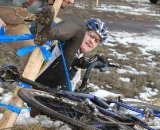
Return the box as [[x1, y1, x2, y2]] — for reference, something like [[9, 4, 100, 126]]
[[18, 88, 135, 130], [18, 88, 100, 130], [120, 101, 160, 130], [124, 101, 160, 113]]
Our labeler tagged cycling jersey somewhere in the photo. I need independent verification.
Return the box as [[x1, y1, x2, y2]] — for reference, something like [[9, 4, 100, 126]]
[[35, 17, 86, 91]]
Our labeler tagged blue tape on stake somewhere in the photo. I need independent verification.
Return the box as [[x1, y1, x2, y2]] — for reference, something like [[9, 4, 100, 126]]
[[0, 103, 21, 114], [0, 26, 54, 61], [0, 34, 34, 42], [17, 81, 32, 89], [16, 45, 37, 57], [40, 46, 52, 61]]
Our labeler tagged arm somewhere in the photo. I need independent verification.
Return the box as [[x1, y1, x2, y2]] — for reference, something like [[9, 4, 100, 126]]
[[50, 16, 86, 41]]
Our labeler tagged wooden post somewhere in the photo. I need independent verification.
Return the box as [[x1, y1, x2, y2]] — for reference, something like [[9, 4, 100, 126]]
[[0, 0, 63, 129], [96, 0, 99, 7]]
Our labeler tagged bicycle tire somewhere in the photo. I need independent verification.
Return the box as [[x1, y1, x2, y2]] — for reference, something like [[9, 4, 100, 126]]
[[124, 101, 160, 113], [18, 88, 134, 130], [120, 101, 160, 130], [18, 88, 100, 130]]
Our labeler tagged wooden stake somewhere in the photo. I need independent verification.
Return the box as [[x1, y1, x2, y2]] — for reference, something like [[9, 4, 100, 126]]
[[96, 0, 99, 7], [0, 0, 63, 129]]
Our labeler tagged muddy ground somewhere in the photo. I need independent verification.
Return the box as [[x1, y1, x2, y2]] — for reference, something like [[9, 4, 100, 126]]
[[58, 0, 160, 98]]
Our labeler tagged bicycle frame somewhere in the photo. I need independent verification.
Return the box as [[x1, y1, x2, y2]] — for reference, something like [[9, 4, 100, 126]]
[[55, 91, 156, 130]]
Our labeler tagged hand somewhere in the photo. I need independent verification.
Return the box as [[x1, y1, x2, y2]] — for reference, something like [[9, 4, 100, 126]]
[[92, 54, 120, 68], [91, 54, 109, 65], [0, 18, 6, 29], [90, 54, 109, 72]]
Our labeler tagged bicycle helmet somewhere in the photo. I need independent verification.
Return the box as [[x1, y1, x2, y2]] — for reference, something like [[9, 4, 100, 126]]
[[85, 18, 109, 44]]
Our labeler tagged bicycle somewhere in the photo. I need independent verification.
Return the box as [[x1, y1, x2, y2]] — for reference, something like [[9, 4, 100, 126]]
[[0, 58, 160, 130]]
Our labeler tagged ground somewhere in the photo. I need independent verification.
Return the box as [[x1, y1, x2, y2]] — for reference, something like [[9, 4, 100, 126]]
[[58, 0, 160, 98], [0, 0, 160, 129]]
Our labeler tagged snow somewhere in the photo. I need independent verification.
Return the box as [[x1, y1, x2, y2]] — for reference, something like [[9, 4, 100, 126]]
[[139, 87, 158, 101], [0, 87, 3, 93], [108, 31, 160, 52], [119, 77, 131, 82], [1, 92, 12, 103], [92, 89, 123, 98]]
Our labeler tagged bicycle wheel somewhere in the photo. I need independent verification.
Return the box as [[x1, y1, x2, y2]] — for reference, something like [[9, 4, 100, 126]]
[[124, 101, 160, 114], [18, 88, 134, 130], [118, 101, 160, 130]]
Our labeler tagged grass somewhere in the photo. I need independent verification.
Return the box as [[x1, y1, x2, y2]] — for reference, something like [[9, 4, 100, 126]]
[[12, 125, 53, 130], [82, 42, 160, 98]]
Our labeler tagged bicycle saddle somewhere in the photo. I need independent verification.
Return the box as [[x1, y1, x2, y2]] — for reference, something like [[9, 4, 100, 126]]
[[0, 64, 20, 82]]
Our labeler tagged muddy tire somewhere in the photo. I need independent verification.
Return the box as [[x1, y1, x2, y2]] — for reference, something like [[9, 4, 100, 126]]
[[18, 88, 135, 130]]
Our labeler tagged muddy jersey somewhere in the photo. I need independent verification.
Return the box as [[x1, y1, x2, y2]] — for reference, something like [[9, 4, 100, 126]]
[[35, 17, 86, 91], [0, 0, 48, 13]]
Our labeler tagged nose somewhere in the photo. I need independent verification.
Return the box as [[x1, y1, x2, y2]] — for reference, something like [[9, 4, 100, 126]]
[[89, 39, 95, 47], [90, 37, 96, 44]]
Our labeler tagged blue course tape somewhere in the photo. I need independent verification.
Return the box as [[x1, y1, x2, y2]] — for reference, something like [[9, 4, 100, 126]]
[[16, 45, 37, 57], [17, 81, 32, 89], [0, 27, 52, 61], [0, 34, 34, 42], [58, 42, 72, 92], [40, 46, 52, 61], [0, 103, 21, 114], [0, 102, 31, 114]]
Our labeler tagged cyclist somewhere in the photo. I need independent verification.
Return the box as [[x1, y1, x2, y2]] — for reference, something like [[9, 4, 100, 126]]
[[0, 0, 75, 68], [35, 17, 109, 91]]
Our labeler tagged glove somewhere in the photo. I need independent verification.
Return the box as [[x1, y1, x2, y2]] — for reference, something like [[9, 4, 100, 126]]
[[72, 54, 109, 71], [72, 57, 91, 69], [91, 54, 108, 64], [91, 54, 109, 72]]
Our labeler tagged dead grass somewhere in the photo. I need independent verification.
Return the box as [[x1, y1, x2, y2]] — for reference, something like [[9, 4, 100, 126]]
[[12, 125, 53, 130], [81, 41, 160, 98]]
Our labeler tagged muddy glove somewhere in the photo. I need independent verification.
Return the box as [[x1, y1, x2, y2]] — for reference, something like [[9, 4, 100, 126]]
[[72, 57, 90, 69], [91, 54, 109, 72], [72, 55, 109, 72], [34, 5, 55, 45]]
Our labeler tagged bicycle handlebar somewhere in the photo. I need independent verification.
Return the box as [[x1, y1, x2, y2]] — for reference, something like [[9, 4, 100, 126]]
[[76, 58, 119, 92], [0, 58, 119, 93]]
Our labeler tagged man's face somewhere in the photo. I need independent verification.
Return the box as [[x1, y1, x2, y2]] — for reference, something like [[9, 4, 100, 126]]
[[61, 0, 75, 9], [80, 30, 101, 53]]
